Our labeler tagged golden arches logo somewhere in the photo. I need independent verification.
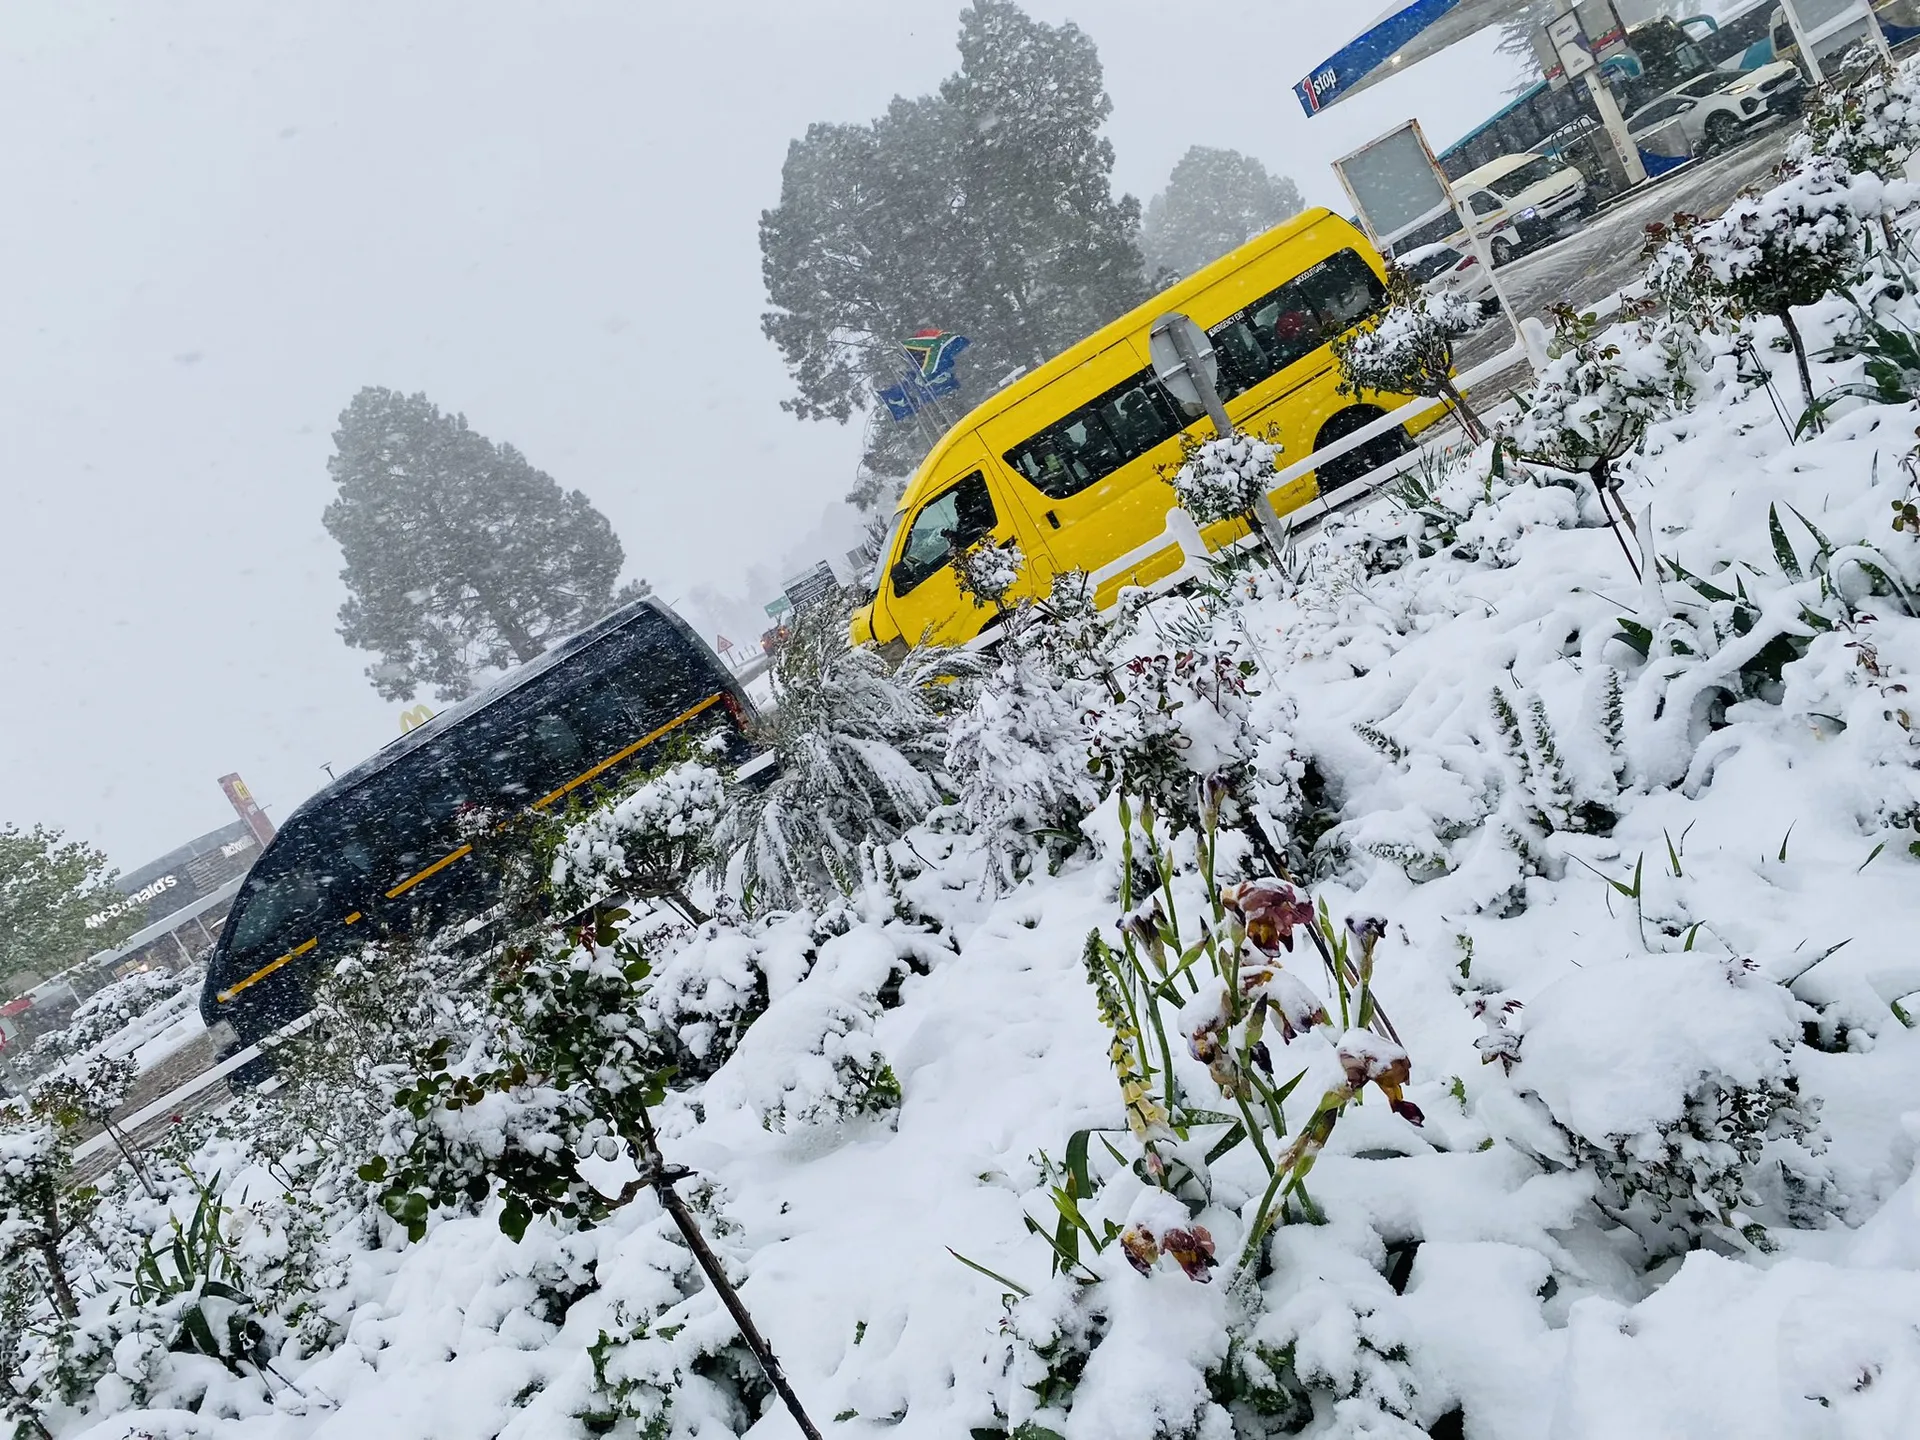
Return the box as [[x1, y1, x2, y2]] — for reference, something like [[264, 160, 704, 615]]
[[399, 704, 435, 734]]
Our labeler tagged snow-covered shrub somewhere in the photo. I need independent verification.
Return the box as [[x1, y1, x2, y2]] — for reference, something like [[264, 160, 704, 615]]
[[1168, 430, 1281, 530], [1511, 955, 1836, 1253], [550, 757, 725, 922], [1791, 46, 1920, 184], [953, 533, 1024, 611], [1087, 641, 1258, 829], [946, 599, 1104, 890], [578, 1198, 770, 1437], [0, 1117, 82, 1322], [1649, 157, 1883, 409], [1332, 269, 1487, 443], [716, 597, 978, 909], [32, 1054, 152, 1195], [1511, 308, 1707, 492]]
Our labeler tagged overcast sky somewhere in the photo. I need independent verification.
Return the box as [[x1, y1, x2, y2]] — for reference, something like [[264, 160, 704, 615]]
[[0, 0, 1522, 868]]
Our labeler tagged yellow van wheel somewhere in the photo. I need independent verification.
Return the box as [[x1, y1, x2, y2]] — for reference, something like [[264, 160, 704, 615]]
[[1314, 406, 1411, 490]]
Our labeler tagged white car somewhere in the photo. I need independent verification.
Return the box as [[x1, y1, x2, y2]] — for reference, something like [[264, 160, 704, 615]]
[[1450, 153, 1590, 266], [1398, 240, 1499, 311], [1625, 62, 1804, 156]]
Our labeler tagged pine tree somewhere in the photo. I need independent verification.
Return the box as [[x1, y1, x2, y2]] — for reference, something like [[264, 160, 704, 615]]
[[759, 0, 1149, 498], [0, 824, 135, 987], [323, 388, 635, 702], [1140, 146, 1303, 281]]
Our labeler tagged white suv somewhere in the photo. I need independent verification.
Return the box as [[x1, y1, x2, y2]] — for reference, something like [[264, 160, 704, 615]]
[[1626, 62, 1804, 156]]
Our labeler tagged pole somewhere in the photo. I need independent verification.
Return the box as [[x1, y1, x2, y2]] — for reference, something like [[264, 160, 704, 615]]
[[1584, 69, 1647, 188], [633, 1112, 825, 1440], [1165, 322, 1234, 437], [1454, 195, 1538, 374]]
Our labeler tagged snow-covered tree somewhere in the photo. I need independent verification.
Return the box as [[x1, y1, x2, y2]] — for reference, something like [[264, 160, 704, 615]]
[[1648, 158, 1880, 410], [0, 1117, 81, 1320], [1791, 46, 1920, 182], [759, 0, 1148, 488], [550, 759, 726, 923], [1331, 270, 1488, 443], [0, 824, 135, 988], [1140, 146, 1303, 281], [1168, 430, 1283, 532], [716, 599, 979, 909], [324, 387, 641, 702]]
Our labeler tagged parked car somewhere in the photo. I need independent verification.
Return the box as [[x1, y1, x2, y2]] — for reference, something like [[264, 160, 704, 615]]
[[1398, 239, 1500, 312], [1449, 153, 1590, 265], [1624, 61, 1804, 155]]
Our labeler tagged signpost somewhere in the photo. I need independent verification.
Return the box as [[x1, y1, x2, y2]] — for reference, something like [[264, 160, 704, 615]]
[[1147, 313, 1231, 434], [1331, 119, 1534, 372], [781, 562, 839, 615], [1777, 0, 1889, 82]]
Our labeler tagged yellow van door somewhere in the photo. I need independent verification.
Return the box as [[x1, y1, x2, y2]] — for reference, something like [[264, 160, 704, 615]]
[[877, 438, 1048, 648], [987, 349, 1193, 608]]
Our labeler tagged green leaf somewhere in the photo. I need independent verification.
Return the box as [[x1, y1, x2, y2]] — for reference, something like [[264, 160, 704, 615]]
[[1778, 822, 1795, 864], [1769, 504, 1803, 581], [1614, 618, 1653, 659], [357, 1157, 389, 1183], [947, 1246, 1032, 1299], [499, 1195, 533, 1242], [1859, 842, 1886, 873], [1204, 1122, 1247, 1166], [1787, 503, 1834, 563]]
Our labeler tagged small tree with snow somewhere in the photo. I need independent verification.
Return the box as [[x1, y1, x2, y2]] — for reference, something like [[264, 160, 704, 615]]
[[1166, 430, 1285, 561], [1792, 47, 1920, 186], [716, 597, 979, 909], [551, 758, 726, 924], [1332, 268, 1487, 444], [1651, 158, 1878, 413], [32, 1054, 152, 1196], [952, 534, 1024, 613], [0, 1116, 83, 1321]]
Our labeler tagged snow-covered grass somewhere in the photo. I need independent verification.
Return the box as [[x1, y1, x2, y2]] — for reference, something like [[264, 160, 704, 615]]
[[16, 77, 1920, 1440]]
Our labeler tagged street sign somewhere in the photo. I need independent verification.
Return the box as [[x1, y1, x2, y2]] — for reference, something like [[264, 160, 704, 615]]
[[782, 562, 839, 615], [1545, 12, 1595, 79], [1148, 314, 1218, 410], [764, 594, 793, 619]]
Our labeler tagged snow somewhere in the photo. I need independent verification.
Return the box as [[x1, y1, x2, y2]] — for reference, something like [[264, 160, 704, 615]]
[[21, 97, 1920, 1440]]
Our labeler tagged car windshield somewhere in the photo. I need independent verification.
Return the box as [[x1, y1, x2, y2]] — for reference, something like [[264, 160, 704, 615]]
[[1491, 154, 1565, 195], [1678, 71, 1737, 97]]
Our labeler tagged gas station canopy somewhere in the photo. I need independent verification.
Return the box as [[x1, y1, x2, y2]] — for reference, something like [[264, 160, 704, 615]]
[[1294, 0, 1528, 115]]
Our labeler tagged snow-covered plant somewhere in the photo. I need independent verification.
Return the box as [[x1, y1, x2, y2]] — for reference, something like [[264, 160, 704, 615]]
[[716, 596, 979, 909], [579, 1199, 771, 1437], [1331, 268, 1487, 443], [1167, 429, 1281, 533], [1512, 954, 1837, 1256], [946, 605, 1103, 890], [953, 533, 1024, 611], [123, 1171, 271, 1377], [32, 1054, 152, 1196], [1511, 306, 1706, 496], [1086, 642, 1258, 830], [0, 1116, 83, 1321], [1791, 46, 1920, 187], [1649, 157, 1881, 410], [550, 757, 725, 923]]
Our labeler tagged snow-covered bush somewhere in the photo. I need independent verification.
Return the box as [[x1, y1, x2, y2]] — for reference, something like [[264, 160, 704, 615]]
[[0, 1117, 82, 1322], [1511, 955, 1836, 1253], [1649, 157, 1883, 409], [953, 533, 1024, 611], [1168, 430, 1281, 530], [1511, 308, 1707, 493], [550, 757, 724, 922], [1791, 46, 1920, 185], [717, 597, 978, 909], [32, 1054, 151, 1195], [1332, 269, 1487, 443], [1087, 641, 1258, 830]]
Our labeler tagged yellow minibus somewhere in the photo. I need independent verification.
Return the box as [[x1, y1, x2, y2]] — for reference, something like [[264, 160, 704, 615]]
[[850, 207, 1433, 653]]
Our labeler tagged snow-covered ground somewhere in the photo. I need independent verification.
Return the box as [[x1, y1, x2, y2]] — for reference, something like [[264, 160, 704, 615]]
[[17, 76, 1920, 1440]]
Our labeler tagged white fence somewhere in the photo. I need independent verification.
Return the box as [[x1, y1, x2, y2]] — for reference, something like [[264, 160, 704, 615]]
[[1077, 339, 1533, 613]]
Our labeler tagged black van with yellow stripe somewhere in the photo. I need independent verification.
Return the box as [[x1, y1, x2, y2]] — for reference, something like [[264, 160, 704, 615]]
[[201, 598, 755, 1058]]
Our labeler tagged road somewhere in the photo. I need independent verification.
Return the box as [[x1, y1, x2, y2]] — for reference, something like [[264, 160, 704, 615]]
[[1458, 122, 1797, 378]]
